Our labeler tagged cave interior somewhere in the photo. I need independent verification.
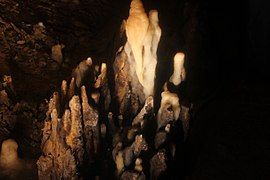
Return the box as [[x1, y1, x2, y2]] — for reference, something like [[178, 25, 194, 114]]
[[0, 0, 269, 179]]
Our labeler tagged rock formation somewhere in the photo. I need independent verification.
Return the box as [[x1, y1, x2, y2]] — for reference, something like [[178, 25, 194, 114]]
[[26, 1, 192, 179], [125, 0, 149, 85]]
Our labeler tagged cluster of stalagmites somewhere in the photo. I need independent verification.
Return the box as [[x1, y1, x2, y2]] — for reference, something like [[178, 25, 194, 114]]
[[37, 0, 190, 179], [37, 53, 189, 179], [37, 54, 188, 180]]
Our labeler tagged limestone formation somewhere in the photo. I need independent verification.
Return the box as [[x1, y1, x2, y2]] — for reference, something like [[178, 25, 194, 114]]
[[35, 1, 190, 179], [125, 0, 149, 85], [169, 52, 186, 86]]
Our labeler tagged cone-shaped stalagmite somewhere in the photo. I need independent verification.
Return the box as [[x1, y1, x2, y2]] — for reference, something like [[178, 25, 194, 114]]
[[66, 96, 84, 166], [81, 86, 100, 162], [37, 109, 78, 180]]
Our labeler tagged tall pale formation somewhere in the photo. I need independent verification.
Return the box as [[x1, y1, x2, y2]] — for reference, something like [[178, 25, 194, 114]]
[[125, 0, 149, 85]]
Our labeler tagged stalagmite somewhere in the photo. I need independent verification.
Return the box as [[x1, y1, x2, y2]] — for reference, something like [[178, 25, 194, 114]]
[[66, 96, 84, 165], [37, 109, 78, 180], [158, 90, 181, 124], [114, 134, 148, 176], [62, 109, 71, 135], [72, 57, 93, 88], [46, 92, 60, 121], [132, 96, 154, 128], [51, 43, 65, 64], [169, 52, 186, 86], [61, 80, 68, 104], [0, 139, 20, 168], [94, 63, 107, 89], [67, 77, 76, 101], [125, 0, 149, 85], [141, 10, 161, 97], [148, 10, 161, 59]]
